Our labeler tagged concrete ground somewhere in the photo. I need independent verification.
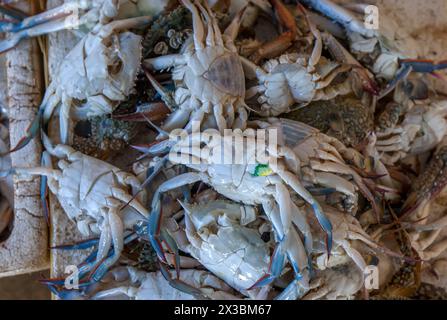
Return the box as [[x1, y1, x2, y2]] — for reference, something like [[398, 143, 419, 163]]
[[0, 270, 51, 300]]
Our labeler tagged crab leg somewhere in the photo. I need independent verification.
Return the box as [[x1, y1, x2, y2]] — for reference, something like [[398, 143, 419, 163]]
[[149, 172, 208, 264], [300, 0, 376, 37], [182, 0, 205, 50], [249, 0, 298, 64], [42, 233, 139, 296], [253, 202, 311, 300], [0, 4, 28, 21], [290, 200, 313, 252], [0, 15, 82, 53], [90, 208, 125, 282], [251, 202, 289, 285], [272, 168, 333, 252], [96, 212, 112, 266], [0, 2, 79, 33], [223, 5, 246, 42], [321, 32, 379, 95], [296, 2, 322, 70], [380, 60, 447, 99], [401, 59, 447, 73]]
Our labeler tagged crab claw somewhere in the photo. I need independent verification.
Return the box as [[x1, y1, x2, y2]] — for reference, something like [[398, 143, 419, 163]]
[[379, 64, 413, 99], [40, 151, 51, 226], [311, 201, 333, 254], [400, 59, 447, 73], [87, 232, 139, 283], [144, 68, 176, 111], [0, 17, 78, 53], [160, 228, 181, 278], [146, 192, 168, 264], [381, 60, 447, 99], [0, 4, 28, 21], [131, 141, 175, 158], [4, 109, 43, 155], [248, 242, 286, 289], [50, 237, 100, 251], [352, 65, 380, 96], [300, 0, 376, 37], [44, 285, 88, 300], [0, 2, 82, 53], [307, 186, 337, 196], [249, 233, 310, 300], [159, 263, 205, 299], [249, 0, 298, 63], [112, 102, 170, 123], [275, 277, 309, 300]]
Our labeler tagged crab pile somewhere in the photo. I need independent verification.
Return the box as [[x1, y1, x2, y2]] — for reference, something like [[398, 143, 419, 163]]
[[2, 0, 447, 300]]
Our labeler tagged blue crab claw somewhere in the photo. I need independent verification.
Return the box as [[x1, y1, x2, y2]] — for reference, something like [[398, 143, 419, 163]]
[[401, 59, 447, 73], [307, 186, 336, 196], [40, 151, 52, 225], [64, 232, 137, 285], [39, 276, 92, 288], [275, 278, 308, 300], [0, 19, 19, 33], [51, 237, 100, 251], [0, 5, 28, 21], [148, 199, 168, 264], [159, 263, 205, 299], [87, 232, 139, 283], [379, 64, 413, 99], [0, 3, 80, 53], [44, 285, 87, 300], [248, 242, 286, 289], [89, 256, 115, 283], [0, 2, 75, 32], [300, 0, 376, 37], [311, 202, 333, 254], [380, 59, 447, 99], [4, 109, 43, 155], [0, 14, 82, 53], [160, 228, 181, 278]]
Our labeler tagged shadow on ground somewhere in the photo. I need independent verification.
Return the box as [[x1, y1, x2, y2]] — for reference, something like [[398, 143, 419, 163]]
[[0, 270, 51, 300]]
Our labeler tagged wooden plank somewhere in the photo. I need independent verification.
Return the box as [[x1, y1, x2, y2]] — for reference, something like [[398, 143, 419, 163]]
[[0, 1, 49, 278]]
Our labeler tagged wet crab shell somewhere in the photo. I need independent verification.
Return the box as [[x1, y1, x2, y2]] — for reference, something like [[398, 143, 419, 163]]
[[183, 200, 271, 293], [285, 96, 374, 148], [54, 30, 142, 116]]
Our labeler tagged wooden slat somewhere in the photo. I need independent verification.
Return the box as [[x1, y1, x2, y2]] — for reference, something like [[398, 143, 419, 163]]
[[0, 1, 48, 278]]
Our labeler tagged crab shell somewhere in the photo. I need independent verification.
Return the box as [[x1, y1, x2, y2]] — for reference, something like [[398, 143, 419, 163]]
[[49, 30, 142, 119], [286, 96, 374, 148], [52, 152, 143, 235], [182, 200, 271, 294], [253, 53, 347, 116]]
